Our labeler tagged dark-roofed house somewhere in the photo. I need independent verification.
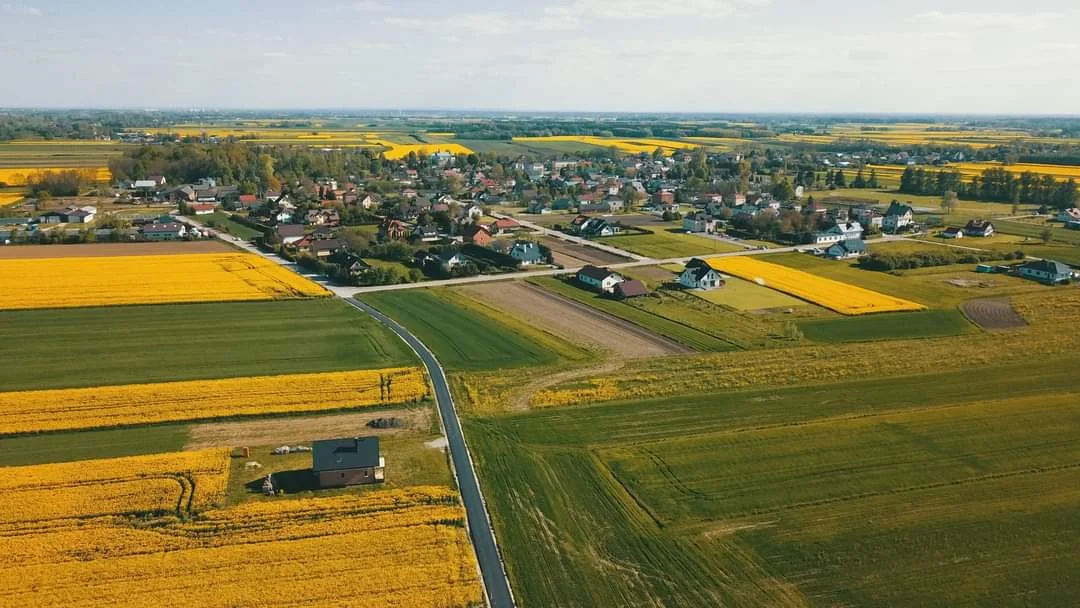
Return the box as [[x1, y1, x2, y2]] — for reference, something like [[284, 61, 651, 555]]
[[309, 238, 344, 258], [577, 265, 624, 294], [963, 218, 995, 237], [825, 238, 867, 260], [312, 437, 385, 488], [1018, 259, 1073, 285], [509, 240, 545, 265], [941, 226, 963, 239], [140, 222, 187, 241], [275, 224, 305, 245], [613, 279, 649, 299], [678, 258, 724, 290], [883, 201, 914, 232]]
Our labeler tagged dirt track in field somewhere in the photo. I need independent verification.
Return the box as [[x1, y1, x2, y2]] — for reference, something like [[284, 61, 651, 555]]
[[960, 298, 1028, 330], [0, 241, 235, 259], [184, 408, 430, 450], [540, 236, 628, 267], [458, 282, 690, 358]]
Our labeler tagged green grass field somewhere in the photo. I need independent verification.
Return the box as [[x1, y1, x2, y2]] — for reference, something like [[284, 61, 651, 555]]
[[691, 275, 808, 310], [798, 308, 974, 342], [358, 288, 587, 371], [993, 219, 1080, 246], [464, 358, 1080, 607], [0, 299, 416, 391], [600, 226, 742, 259], [198, 211, 263, 240], [0, 425, 189, 466], [530, 276, 742, 351]]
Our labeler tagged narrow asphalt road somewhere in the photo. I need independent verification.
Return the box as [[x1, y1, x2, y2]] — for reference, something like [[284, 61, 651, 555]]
[[343, 297, 516, 608]]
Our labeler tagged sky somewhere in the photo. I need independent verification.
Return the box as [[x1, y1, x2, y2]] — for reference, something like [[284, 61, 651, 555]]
[[1, 0, 1078, 114]]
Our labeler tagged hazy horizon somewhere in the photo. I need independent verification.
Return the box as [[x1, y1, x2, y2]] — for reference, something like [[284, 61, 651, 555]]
[[2, 0, 1078, 114]]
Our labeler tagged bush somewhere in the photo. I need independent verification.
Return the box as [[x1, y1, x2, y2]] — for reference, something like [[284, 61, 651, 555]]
[[858, 249, 1008, 272]]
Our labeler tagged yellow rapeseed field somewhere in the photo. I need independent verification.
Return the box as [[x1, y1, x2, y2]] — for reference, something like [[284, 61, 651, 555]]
[[0, 167, 111, 185], [377, 141, 475, 160], [0, 367, 428, 434], [513, 135, 703, 155], [0, 449, 231, 523], [0, 456, 481, 608], [0, 193, 23, 207], [706, 257, 925, 315], [0, 252, 329, 310]]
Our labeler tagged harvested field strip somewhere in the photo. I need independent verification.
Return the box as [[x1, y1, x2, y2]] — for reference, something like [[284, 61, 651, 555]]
[[541, 236, 628, 265], [707, 256, 925, 315], [0, 449, 230, 522], [961, 298, 1028, 330], [531, 276, 738, 352], [0, 486, 481, 608], [0, 368, 428, 435], [0, 252, 329, 310], [457, 282, 688, 358], [0, 241, 235, 259]]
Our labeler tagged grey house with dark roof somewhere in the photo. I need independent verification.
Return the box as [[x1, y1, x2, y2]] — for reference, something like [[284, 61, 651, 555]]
[[1017, 259, 1073, 285], [312, 437, 385, 488]]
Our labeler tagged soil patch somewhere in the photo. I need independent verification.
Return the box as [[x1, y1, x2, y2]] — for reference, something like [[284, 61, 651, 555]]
[[960, 298, 1028, 330], [184, 408, 430, 450], [541, 236, 628, 266], [0, 240, 234, 259], [458, 281, 689, 358]]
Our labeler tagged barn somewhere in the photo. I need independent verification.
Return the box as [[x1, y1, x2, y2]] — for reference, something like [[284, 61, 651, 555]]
[[312, 437, 385, 488]]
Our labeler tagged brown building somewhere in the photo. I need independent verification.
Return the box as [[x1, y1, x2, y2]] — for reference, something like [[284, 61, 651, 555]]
[[312, 437, 385, 488]]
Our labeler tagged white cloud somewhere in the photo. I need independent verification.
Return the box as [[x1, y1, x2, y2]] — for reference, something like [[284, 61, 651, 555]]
[[544, 0, 768, 21], [262, 51, 292, 58], [1, 3, 43, 16], [385, 12, 517, 34], [913, 10, 1061, 31], [337, 1, 387, 11]]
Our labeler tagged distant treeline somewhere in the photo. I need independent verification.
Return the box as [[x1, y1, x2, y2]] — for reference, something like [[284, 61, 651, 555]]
[[899, 166, 1078, 208]]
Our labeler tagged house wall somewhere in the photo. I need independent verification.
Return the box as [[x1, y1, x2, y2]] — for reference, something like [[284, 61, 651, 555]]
[[318, 467, 378, 488]]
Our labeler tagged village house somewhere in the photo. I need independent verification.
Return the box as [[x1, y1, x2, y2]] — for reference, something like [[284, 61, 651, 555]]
[[311, 437, 385, 488], [63, 206, 97, 224], [308, 239, 344, 258], [462, 224, 494, 246], [140, 222, 187, 241], [679, 258, 725, 290], [813, 221, 863, 245], [380, 219, 409, 241], [306, 209, 340, 227], [275, 224, 305, 245], [963, 219, 995, 237], [439, 250, 468, 272], [1055, 208, 1080, 223], [189, 203, 217, 216], [412, 224, 441, 242], [941, 226, 963, 239], [489, 217, 521, 234], [509, 241, 545, 266], [825, 238, 867, 260], [883, 201, 914, 232], [683, 211, 719, 234], [576, 265, 625, 294], [1017, 259, 1073, 285]]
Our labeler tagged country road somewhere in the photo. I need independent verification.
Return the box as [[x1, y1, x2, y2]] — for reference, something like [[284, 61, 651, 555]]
[[343, 298, 515, 608]]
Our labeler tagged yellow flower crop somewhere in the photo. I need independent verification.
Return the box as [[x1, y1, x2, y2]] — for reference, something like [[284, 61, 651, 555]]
[[0, 484, 481, 608], [0, 449, 230, 523], [513, 135, 702, 155], [0, 367, 428, 434], [0, 252, 329, 310], [0, 167, 111, 186], [0, 193, 23, 207], [706, 257, 925, 315]]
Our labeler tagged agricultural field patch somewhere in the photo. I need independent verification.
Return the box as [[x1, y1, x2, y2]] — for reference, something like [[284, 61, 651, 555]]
[[707, 256, 925, 314], [0, 252, 329, 310], [0, 299, 416, 391], [960, 298, 1029, 330], [0, 240, 234, 259], [0, 368, 428, 435], [539, 236, 628, 265], [358, 288, 589, 371], [0, 166, 111, 185], [0, 465, 481, 608], [797, 309, 974, 343], [690, 275, 808, 310], [456, 281, 688, 358], [600, 226, 741, 259]]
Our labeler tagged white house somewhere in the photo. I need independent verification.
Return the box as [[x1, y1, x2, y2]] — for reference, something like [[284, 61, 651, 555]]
[[941, 226, 963, 239], [883, 202, 914, 232], [683, 212, 719, 234], [963, 219, 995, 237], [678, 259, 724, 290], [813, 222, 862, 245], [458, 203, 484, 222], [64, 206, 97, 224], [509, 241, 545, 266], [576, 265, 624, 294], [1055, 208, 1080, 223], [439, 251, 468, 272]]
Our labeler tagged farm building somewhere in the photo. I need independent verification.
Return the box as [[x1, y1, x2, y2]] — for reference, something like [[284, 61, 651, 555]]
[[963, 219, 995, 237], [577, 265, 624, 294], [813, 221, 863, 245], [941, 227, 963, 239], [1017, 259, 1073, 285], [312, 436, 385, 488], [189, 203, 218, 216], [613, 279, 649, 299], [679, 259, 725, 290], [139, 222, 187, 241]]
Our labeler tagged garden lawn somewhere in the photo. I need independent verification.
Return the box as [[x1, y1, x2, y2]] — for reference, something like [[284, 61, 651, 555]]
[[600, 226, 743, 259]]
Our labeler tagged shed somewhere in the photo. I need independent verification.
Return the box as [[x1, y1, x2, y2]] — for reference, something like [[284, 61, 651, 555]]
[[613, 279, 649, 299], [312, 437, 385, 488]]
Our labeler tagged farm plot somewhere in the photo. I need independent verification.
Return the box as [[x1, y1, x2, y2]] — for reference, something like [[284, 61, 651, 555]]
[[690, 275, 808, 310], [708, 256, 925, 314], [798, 309, 974, 342], [185, 408, 433, 450], [358, 288, 589, 371], [0, 299, 417, 391], [961, 298, 1028, 330], [0, 368, 428, 435], [464, 355, 1080, 607], [0, 471, 481, 608], [601, 227, 741, 259], [0, 240, 234, 259], [456, 282, 688, 358], [0, 252, 329, 310], [541, 236, 628, 266]]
